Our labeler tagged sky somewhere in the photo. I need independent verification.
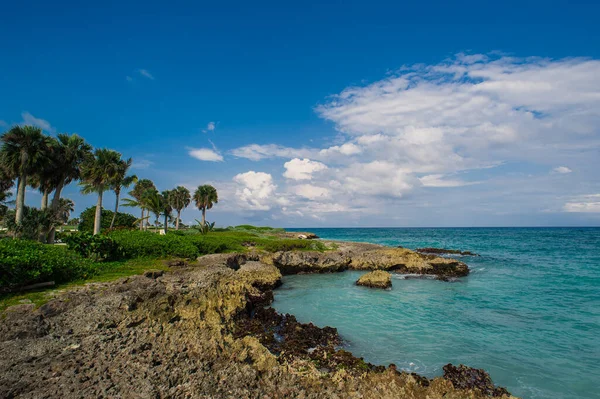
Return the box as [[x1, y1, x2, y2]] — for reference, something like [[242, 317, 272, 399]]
[[1, 0, 600, 227]]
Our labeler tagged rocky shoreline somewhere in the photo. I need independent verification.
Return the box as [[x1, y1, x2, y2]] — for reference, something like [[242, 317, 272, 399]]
[[0, 241, 516, 398]]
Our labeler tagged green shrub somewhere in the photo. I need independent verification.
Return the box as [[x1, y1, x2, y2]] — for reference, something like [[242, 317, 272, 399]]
[[4, 207, 52, 240], [261, 239, 327, 252], [64, 232, 123, 261], [78, 207, 137, 233], [0, 239, 92, 288], [108, 230, 199, 259]]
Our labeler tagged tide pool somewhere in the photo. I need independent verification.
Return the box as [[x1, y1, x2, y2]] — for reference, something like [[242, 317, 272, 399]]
[[275, 228, 600, 399]]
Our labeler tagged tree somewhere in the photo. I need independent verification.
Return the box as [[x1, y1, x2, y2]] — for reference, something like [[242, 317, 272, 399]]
[[193, 185, 218, 227], [28, 136, 59, 210], [47, 133, 92, 243], [168, 186, 191, 230], [127, 179, 156, 230], [0, 126, 50, 227], [78, 206, 136, 232], [80, 148, 121, 235], [0, 165, 14, 222], [160, 190, 173, 234], [109, 157, 137, 229], [56, 198, 75, 225]]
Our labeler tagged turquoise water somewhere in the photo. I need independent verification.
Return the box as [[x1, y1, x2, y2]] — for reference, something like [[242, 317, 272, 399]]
[[275, 228, 600, 399]]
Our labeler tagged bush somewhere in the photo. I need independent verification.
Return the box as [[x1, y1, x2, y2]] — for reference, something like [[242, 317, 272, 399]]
[[78, 207, 137, 233], [261, 239, 327, 252], [4, 207, 52, 240], [64, 232, 123, 261], [108, 230, 199, 259], [0, 239, 92, 288]]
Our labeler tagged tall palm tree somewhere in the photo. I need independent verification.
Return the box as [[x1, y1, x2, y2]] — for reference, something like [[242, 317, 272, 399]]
[[193, 185, 218, 227], [0, 126, 50, 226], [55, 198, 75, 225], [128, 179, 156, 230], [80, 148, 121, 235], [168, 186, 191, 230], [160, 190, 173, 234], [47, 133, 92, 243], [109, 158, 137, 229], [141, 188, 162, 228]]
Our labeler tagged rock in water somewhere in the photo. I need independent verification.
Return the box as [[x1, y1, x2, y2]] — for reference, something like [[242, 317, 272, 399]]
[[356, 270, 392, 289], [443, 364, 511, 397]]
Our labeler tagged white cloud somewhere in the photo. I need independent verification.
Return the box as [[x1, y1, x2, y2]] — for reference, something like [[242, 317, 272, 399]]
[[283, 158, 327, 180], [188, 148, 224, 162], [420, 174, 478, 187], [319, 142, 362, 156], [230, 144, 314, 161], [138, 69, 155, 80], [553, 166, 572, 174], [203, 122, 216, 133], [21, 112, 54, 133], [563, 195, 600, 213], [292, 184, 331, 200], [233, 171, 278, 210]]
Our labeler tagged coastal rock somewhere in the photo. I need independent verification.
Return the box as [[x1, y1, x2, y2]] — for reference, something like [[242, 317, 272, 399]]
[[416, 247, 480, 256], [443, 364, 511, 397], [356, 270, 392, 289], [237, 261, 282, 290], [261, 251, 351, 274], [0, 267, 515, 399], [347, 246, 469, 278]]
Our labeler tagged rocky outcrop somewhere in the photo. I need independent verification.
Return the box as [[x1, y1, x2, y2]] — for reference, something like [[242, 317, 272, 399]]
[[260, 250, 351, 274], [0, 264, 515, 399], [259, 241, 469, 279], [356, 270, 392, 289], [416, 247, 480, 256], [443, 364, 510, 397]]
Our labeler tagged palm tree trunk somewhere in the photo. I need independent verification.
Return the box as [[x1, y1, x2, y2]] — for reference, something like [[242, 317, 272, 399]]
[[15, 175, 26, 225], [94, 192, 103, 235], [47, 182, 64, 244], [202, 207, 206, 227], [139, 208, 144, 230], [164, 213, 168, 234], [176, 210, 181, 230], [41, 190, 49, 210], [110, 190, 120, 229]]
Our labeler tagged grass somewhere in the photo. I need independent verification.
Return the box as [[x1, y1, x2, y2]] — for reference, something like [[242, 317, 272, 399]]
[[0, 258, 167, 313]]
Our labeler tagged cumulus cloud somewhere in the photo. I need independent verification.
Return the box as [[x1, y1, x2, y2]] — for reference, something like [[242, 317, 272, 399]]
[[227, 54, 600, 225], [21, 112, 54, 133], [563, 194, 600, 213], [188, 148, 224, 162], [553, 166, 572, 174], [319, 142, 362, 156], [292, 184, 331, 200], [283, 158, 327, 180], [233, 171, 278, 210]]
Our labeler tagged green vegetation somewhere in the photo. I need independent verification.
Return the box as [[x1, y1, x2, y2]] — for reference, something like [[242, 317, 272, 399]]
[[0, 239, 93, 288], [78, 206, 137, 233], [0, 258, 167, 312]]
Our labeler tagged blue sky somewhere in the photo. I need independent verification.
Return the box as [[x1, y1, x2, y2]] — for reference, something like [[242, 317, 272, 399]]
[[2, 0, 600, 227]]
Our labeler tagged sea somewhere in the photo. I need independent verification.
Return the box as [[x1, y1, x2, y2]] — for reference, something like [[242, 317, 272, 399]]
[[275, 228, 600, 399]]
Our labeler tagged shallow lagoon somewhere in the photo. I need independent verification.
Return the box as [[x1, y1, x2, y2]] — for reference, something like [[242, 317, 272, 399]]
[[276, 228, 600, 399]]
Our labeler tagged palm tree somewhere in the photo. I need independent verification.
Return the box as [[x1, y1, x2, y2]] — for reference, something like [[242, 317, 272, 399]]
[[141, 188, 162, 228], [193, 185, 218, 227], [55, 198, 75, 225], [80, 148, 121, 235], [128, 179, 156, 230], [0, 126, 50, 226], [47, 133, 92, 243], [168, 186, 191, 230], [109, 158, 137, 229], [160, 190, 173, 234]]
